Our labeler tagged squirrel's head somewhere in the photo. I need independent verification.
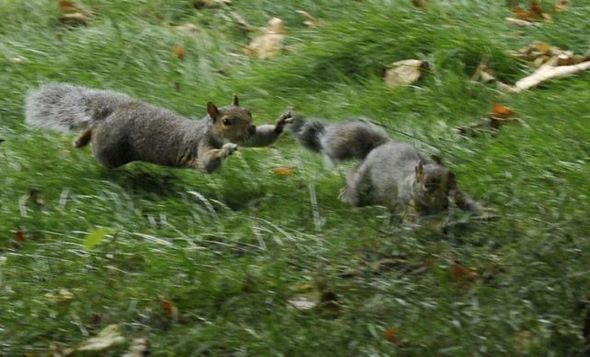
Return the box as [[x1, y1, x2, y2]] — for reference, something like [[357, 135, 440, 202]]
[[207, 95, 257, 144], [413, 155, 457, 213]]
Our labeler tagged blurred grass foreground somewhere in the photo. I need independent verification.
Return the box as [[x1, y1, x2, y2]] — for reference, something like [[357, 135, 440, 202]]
[[1, 0, 590, 355]]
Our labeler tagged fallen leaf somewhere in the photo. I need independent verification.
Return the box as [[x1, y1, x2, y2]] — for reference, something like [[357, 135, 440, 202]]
[[77, 324, 125, 352], [530, 0, 549, 19], [449, 263, 479, 282], [471, 61, 497, 83], [9, 56, 27, 64], [58, 0, 82, 14], [83, 227, 112, 250], [172, 45, 186, 60], [288, 296, 317, 310], [45, 288, 75, 303], [411, 0, 430, 9], [384, 59, 428, 88], [384, 327, 400, 344], [271, 166, 296, 176], [15, 229, 25, 243], [161, 298, 179, 320], [511, 0, 551, 23], [123, 338, 150, 357], [243, 17, 285, 59], [172, 23, 199, 33], [193, 0, 231, 9], [555, 0, 569, 11], [491, 103, 515, 119], [59, 12, 90, 26], [295, 10, 319, 28]]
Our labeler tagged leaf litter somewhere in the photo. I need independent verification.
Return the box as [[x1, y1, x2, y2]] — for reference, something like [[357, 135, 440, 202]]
[[243, 17, 285, 59]]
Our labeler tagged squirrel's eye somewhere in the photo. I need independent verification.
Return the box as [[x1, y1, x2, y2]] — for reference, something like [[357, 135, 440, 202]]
[[222, 118, 232, 126]]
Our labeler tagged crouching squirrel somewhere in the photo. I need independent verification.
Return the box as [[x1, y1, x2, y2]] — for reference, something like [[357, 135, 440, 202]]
[[25, 83, 292, 172], [291, 117, 493, 220]]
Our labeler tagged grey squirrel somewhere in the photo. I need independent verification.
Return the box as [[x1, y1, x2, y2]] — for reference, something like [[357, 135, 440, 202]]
[[291, 117, 492, 220], [25, 83, 292, 172]]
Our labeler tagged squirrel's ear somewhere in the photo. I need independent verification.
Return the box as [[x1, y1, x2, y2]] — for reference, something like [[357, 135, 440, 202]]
[[415, 160, 425, 182], [232, 94, 239, 106], [431, 154, 444, 165], [207, 102, 220, 121]]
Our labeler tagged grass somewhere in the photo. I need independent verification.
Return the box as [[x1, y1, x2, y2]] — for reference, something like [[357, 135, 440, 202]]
[[1, 0, 590, 355]]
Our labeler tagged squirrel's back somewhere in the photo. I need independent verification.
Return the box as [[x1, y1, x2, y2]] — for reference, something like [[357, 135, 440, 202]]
[[25, 83, 132, 132], [291, 117, 390, 162]]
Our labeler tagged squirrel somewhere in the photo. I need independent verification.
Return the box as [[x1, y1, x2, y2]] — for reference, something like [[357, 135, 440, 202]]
[[25, 83, 292, 172], [291, 117, 492, 220]]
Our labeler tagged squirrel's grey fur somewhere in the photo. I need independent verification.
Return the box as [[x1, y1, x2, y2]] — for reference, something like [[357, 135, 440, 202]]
[[290, 117, 390, 163], [25, 83, 291, 172], [291, 116, 488, 218]]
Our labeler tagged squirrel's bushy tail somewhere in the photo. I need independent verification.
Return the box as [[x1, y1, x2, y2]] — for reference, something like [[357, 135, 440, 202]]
[[25, 83, 129, 132], [291, 116, 391, 163], [289, 117, 326, 153]]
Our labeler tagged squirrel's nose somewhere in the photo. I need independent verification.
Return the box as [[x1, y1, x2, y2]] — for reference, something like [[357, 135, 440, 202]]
[[248, 125, 256, 136]]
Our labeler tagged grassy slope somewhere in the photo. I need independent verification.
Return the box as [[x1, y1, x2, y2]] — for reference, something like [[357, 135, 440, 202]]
[[1, 0, 589, 355]]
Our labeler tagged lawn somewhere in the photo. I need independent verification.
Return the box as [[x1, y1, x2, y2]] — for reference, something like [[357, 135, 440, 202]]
[[1, 0, 589, 355]]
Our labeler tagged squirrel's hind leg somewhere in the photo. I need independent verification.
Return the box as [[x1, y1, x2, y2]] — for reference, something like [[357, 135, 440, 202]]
[[73, 128, 93, 148]]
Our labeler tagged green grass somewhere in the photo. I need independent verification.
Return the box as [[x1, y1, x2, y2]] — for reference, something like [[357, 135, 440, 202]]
[[1, 0, 590, 355]]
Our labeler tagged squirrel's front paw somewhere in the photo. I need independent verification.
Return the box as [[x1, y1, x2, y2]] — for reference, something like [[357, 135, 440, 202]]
[[222, 143, 238, 157], [275, 109, 294, 132]]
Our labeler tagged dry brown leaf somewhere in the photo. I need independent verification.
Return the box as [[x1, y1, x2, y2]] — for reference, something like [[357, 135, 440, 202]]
[[15, 229, 25, 243], [457, 103, 519, 137], [58, 0, 82, 14], [510, 42, 583, 68], [510, 1, 551, 24], [450, 263, 479, 282], [491, 103, 515, 119], [59, 12, 90, 26], [160, 298, 179, 320], [77, 324, 126, 352], [384, 327, 400, 344], [555, 0, 570, 12], [243, 17, 285, 59], [58, 0, 92, 26], [384, 59, 427, 88], [172, 45, 186, 60], [411, 0, 430, 8], [271, 166, 296, 176], [295, 10, 319, 28]]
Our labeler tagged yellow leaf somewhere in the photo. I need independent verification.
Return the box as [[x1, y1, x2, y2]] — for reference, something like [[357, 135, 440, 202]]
[[83, 227, 111, 250], [271, 166, 296, 176], [243, 18, 285, 59]]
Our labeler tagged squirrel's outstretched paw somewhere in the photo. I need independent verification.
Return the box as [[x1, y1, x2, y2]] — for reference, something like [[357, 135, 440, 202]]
[[221, 143, 238, 157]]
